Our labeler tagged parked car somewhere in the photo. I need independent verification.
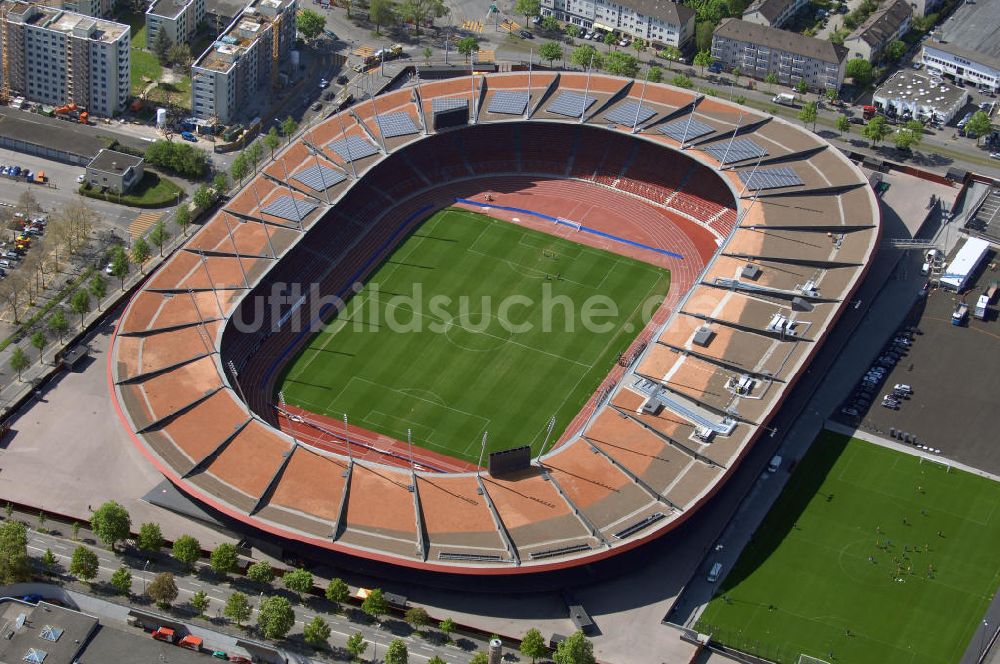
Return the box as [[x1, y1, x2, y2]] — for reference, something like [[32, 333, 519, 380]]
[[912, 62, 923, 70], [336, 74, 349, 85], [311, 102, 322, 111], [319, 78, 329, 89], [180, 131, 197, 142], [76, 173, 85, 183], [518, 29, 533, 38]]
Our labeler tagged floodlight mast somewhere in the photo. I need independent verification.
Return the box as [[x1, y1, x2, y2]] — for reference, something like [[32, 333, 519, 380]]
[[535, 415, 557, 463], [632, 75, 649, 133], [581, 53, 594, 123], [476, 431, 488, 477], [719, 110, 744, 168], [337, 111, 358, 179], [343, 413, 353, 461]]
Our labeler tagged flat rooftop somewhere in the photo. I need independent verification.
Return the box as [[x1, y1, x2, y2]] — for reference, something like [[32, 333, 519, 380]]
[[193, 0, 288, 72], [88, 148, 144, 173], [934, 0, 1000, 67], [147, 0, 191, 19], [874, 70, 966, 108]]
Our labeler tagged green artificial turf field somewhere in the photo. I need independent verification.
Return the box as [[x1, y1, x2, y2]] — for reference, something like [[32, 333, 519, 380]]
[[696, 432, 1000, 664], [279, 208, 670, 462]]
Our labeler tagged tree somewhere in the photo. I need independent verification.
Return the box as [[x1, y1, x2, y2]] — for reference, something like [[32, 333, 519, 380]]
[[553, 631, 595, 664], [966, 110, 992, 143], [764, 72, 778, 91], [846, 58, 873, 86], [144, 141, 209, 178], [693, 49, 712, 76], [149, 220, 169, 257], [632, 37, 646, 55], [280, 116, 298, 139], [539, 40, 563, 67], [362, 588, 389, 622], [457, 36, 479, 63], [515, 0, 540, 24], [91, 500, 131, 551], [520, 628, 547, 663], [138, 522, 163, 552], [69, 545, 99, 583], [570, 44, 601, 69], [428, 658, 445, 664], [224, 592, 252, 626], [0, 521, 31, 583], [110, 247, 130, 290], [30, 330, 46, 365], [384, 639, 408, 664], [398, 0, 448, 35], [862, 114, 890, 146], [405, 606, 430, 632], [148, 572, 179, 608], [18, 189, 42, 217], [836, 113, 851, 135], [172, 534, 201, 570], [671, 74, 693, 88], [422, 46, 433, 64], [111, 565, 133, 596], [48, 309, 69, 342], [604, 51, 639, 77], [247, 560, 275, 585], [264, 127, 281, 159], [175, 204, 192, 236], [296, 9, 326, 40], [132, 237, 151, 272], [41, 548, 57, 575], [191, 590, 210, 616], [210, 542, 239, 576], [193, 185, 214, 210], [647, 66, 663, 83], [153, 29, 173, 65], [230, 153, 250, 184], [602, 31, 616, 52], [70, 289, 91, 327], [541, 15, 560, 32], [213, 171, 229, 194], [370, 0, 397, 34], [167, 43, 192, 67], [660, 45, 681, 69], [886, 39, 906, 63], [438, 617, 455, 641], [89, 269, 107, 311], [826, 87, 839, 104], [347, 632, 368, 660], [893, 120, 924, 151], [798, 101, 818, 131], [9, 346, 29, 380], [257, 596, 295, 640], [325, 577, 349, 607], [469, 653, 489, 664], [245, 141, 264, 170], [303, 615, 331, 647], [283, 567, 313, 598]]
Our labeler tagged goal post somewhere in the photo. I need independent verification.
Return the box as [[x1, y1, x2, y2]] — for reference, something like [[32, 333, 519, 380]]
[[797, 655, 832, 664], [557, 217, 582, 231], [919, 456, 952, 472]]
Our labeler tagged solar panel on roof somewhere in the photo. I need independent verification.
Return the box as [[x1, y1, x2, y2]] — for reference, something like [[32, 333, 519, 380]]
[[432, 97, 469, 113], [291, 164, 346, 191], [328, 135, 379, 162], [376, 112, 418, 138], [704, 138, 768, 164], [260, 195, 318, 222], [488, 90, 530, 115], [604, 101, 655, 127], [658, 117, 714, 142], [547, 91, 595, 118], [737, 167, 803, 190]]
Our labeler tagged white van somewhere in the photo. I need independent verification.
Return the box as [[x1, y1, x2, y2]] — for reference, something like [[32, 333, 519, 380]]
[[767, 455, 782, 473], [707, 562, 723, 582], [920, 262, 930, 275]]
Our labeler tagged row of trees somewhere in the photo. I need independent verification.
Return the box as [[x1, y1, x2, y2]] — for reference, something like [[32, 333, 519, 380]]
[[145, 140, 210, 179], [230, 117, 298, 183]]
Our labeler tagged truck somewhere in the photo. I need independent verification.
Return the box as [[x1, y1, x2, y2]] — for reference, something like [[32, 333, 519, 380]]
[[772, 93, 798, 106], [151, 627, 175, 643], [863, 104, 878, 120], [952, 302, 969, 326], [974, 293, 989, 320], [941, 237, 990, 291]]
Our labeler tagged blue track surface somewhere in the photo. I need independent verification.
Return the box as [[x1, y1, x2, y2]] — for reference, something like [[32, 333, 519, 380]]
[[454, 198, 685, 260]]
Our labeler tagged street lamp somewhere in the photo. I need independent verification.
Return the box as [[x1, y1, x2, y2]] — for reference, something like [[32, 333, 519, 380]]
[[142, 559, 150, 595], [980, 620, 990, 661]]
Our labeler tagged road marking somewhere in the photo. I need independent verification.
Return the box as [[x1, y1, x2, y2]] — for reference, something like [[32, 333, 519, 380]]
[[129, 211, 162, 238]]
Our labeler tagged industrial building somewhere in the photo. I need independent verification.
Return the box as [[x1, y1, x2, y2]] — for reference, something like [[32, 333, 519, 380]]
[[0, 0, 130, 117], [711, 18, 847, 90], [539, 0, 695, 49], [919, 0, 1000, 92], [190, 0, 296, 124], [871, 70, 967, 125], [146, 0, 205, 49]]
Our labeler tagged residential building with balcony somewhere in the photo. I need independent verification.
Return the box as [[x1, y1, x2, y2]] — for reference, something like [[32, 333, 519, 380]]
[[0, 0, 130, 116], [711, 18, 847, 90], [540, 0, 695, 49], [741, 0, 808, 29], [60, 0, 114, 18], [146, 0, 205, 49], [190, 0, 296, 124], [844, 0, 911, 64]]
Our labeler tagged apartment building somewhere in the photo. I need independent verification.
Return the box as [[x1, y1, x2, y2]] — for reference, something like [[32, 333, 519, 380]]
[[190, 0, 295, 124], [146, 0, 205, 48], [741, 0, 809, 29], [60, 0, 114, 18], [712, 18, 847, 90], [843, 0, 911, 64], [0, 0, 130, 116], [540, 0, 695, 49], [905, 0, 943, 18]]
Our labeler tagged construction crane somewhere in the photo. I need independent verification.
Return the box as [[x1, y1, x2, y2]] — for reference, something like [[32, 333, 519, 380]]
[[1, 2, 10, 104], [271, 11, 281, 90]]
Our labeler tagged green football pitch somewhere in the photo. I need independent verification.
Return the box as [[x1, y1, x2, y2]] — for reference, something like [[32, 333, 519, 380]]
[[697, 432, 1000, 664], [278, 208, 670, 462]]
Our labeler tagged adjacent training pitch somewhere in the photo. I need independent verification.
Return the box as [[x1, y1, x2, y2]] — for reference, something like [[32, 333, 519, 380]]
[[279, 208, 671, 463], [697, 432, 1000, 664]]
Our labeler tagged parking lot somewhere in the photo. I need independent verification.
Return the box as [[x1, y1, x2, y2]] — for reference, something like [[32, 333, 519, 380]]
[[841, 247, 1000, 474]]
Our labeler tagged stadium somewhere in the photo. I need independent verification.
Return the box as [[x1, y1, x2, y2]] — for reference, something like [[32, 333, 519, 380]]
[[110, 72, 881, 576]]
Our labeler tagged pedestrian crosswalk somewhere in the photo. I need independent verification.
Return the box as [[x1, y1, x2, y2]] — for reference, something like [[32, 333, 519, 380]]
[[477, 49, 496, 63], [129, 211, 162, 238], [462, 20, 484, 32], [352, 45, 375, 58], [500, 19, 520, 31]]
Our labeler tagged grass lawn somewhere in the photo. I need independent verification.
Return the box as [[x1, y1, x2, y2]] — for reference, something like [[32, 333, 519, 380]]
[[279, 208, 670, 463], [696, 432, 1000, 664], [80, 172, 183, 208]]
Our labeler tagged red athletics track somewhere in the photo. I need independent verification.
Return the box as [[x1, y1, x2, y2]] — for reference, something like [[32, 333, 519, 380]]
[[276, 175, 720, 470]]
